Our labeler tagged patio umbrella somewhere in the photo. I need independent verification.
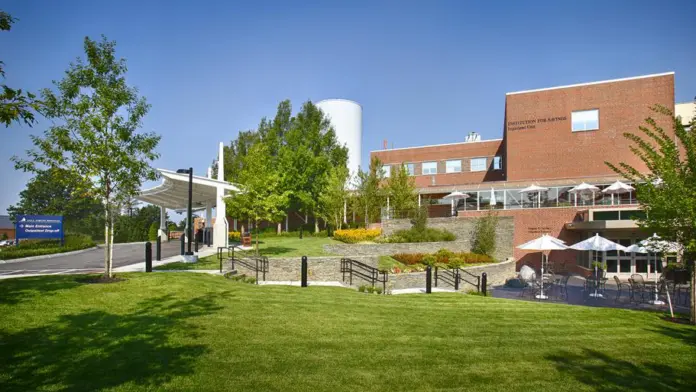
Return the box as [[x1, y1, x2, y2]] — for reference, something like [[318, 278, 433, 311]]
[[569, 234, 628, 298], [443, 191, 468, 216], [490, 188, 497, 208], [639, 234, 682, 306], [520, 184, 549, 208], [569, 182, 600, 206], [602, 181, 634, 205], [517, 234, 569, 299]]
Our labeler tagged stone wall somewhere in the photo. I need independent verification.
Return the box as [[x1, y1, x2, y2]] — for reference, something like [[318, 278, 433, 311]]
[[233, 256, 378, 282], [388, 258, 516, 291], [327, 216, 514, 261]]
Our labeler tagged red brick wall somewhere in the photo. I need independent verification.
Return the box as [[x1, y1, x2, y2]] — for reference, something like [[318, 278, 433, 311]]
[[371, 140, 505, 188], [505, 73, 675, 182], [0, 228, 15, 239]]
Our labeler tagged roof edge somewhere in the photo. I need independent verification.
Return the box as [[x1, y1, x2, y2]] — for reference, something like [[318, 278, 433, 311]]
[[371, 138, 503, 153], [506, 72, 675, 96]]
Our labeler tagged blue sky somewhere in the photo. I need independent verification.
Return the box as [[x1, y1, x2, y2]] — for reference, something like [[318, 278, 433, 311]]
[[1, 0, 695, 215]]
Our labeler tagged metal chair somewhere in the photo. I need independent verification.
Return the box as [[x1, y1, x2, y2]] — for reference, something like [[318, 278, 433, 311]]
[[613, 275, 631, 302], [629, 274, 649, 303], [555, 275, 571, 300]]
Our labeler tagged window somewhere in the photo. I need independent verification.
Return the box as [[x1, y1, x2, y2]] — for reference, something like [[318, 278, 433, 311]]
[[572, 109, 599, 132], [493, 156, 502, 170], [404, 163, 415, 176], [422, 161, 437, 175], [381, 165, 390, 178], [470, 157, 487, 172], [445, 159, 461, 173]]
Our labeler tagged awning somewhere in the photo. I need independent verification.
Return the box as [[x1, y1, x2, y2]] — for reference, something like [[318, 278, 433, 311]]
[[136, 169, 240, 210]]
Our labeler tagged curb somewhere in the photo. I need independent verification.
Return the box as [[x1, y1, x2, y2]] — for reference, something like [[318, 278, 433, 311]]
[[0, 246, 100, 264]]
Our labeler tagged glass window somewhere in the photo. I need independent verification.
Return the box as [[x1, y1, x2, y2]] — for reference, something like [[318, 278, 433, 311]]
[[470, 157, 487, 172], [493, 156, 502, 170], [504, 190, 522, 209], [381, 165, 390, 178], [557, 186, 573, 207], [572, 109, 599, 132], [478, 191, 491, 210], [404, 163, 415, 176], [445, 160, 461, 173], [422, 161, 437, 175]]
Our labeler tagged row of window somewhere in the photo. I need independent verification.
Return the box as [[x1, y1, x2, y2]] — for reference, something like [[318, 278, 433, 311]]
[[383, 156, 502, 177]]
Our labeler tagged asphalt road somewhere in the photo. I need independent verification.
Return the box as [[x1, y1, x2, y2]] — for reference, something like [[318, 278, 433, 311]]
[[0, 241, 182, 271]]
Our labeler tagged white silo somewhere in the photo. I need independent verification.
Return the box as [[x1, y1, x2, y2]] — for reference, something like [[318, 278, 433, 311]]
[[315, 99, 363, 180]]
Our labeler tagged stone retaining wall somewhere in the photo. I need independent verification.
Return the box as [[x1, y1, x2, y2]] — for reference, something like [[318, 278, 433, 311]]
[[388, 258, 516, 291], [327, 216, 514, 261]]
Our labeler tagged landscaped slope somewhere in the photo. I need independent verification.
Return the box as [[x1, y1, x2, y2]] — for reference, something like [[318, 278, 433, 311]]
[[0, 273, 694, 391]]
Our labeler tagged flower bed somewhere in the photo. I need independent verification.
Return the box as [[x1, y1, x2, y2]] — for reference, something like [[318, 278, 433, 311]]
[[333, 228, 381, 244], [380, 249, 494, 274]]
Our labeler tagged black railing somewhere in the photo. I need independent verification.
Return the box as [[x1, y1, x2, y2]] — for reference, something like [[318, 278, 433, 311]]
[[434, 267, 481, 292], [340, 258, 388, 293], [233, 255, 268, 284]]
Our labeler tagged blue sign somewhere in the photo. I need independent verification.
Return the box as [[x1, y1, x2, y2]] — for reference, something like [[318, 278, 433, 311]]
[[15, 215, 64, 243]]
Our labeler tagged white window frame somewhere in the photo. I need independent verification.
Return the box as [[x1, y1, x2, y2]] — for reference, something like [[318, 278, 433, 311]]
[[422, 161, 437, 175], [470, 157, 487, 172], [493, 156, 502, 171], [571, 109, 599, 132], [381, 165, 390, 178], [404, 163, 415, 176], [445, 159, 461, 173]]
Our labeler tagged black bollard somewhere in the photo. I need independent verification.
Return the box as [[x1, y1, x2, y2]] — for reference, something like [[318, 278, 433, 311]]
[[454, 269, 460, 291], [180, 233, 185, 255], [301, 255, 308, 287], [481, 272, 488, 296], [195, 237, 199, 253], [426, 265, 432, 294], [145, 242, 152, 273], [156, 236, 161, 261]]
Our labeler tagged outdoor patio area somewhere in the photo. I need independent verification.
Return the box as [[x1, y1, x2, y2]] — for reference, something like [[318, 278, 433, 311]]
[[493, 275, 692, 313]]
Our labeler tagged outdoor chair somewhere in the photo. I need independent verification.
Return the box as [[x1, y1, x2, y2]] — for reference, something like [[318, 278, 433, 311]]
[[553, 275, 571, 300], [519, 273, 536, 298], [613, 275, 631, 303], [629, 274, 649, 303]]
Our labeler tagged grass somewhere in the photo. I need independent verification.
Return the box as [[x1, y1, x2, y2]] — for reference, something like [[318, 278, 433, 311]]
[[154, 255, 221, 271], [1, 273, 695, 391]]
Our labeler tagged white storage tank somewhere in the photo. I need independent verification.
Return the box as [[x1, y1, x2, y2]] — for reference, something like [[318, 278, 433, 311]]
[[315, 99, 363, 181]]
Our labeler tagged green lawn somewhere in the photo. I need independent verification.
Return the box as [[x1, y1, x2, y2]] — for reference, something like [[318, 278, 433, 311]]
[[154, 255, 221, 270], [1, 273, 695, 392]]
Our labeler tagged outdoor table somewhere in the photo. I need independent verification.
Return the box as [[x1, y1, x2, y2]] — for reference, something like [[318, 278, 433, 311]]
[[586, 277, 606, 298]]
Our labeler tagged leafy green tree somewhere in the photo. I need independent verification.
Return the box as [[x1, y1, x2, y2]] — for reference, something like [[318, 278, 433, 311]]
[[12, 36, 160, 278], [7, 168, 104, 238], [148, 222, 158, 241], [606, 104, 696, 324], [354, 156, 386, 226], [226, 143, 289, 253], [385, 163, 417, 212], [471, 209, 499, 257], [1, 10, 40, 127], [318, 166, 350, 232]]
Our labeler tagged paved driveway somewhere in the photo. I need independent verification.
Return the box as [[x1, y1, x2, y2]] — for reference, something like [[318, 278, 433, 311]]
[[0, 241, 182, 271]]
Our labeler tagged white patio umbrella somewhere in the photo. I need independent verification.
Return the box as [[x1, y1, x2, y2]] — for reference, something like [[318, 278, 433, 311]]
[[490, 188, 497, 208], [602, 181, 635, 205], [517, 234, 569, 299], [443, 191, 468, 216], [520, 184, 549, 208], [569, 234, 628, 298], [569, 182, 600, 206], [639, 234, 682, 306]]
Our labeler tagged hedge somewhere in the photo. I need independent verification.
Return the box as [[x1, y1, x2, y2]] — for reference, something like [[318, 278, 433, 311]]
[[0, 234, 95, 260]]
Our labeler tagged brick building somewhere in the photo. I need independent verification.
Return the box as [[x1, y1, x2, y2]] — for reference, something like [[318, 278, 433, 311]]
[[0, 215, 15, 240], [372, 72, 693, 277]]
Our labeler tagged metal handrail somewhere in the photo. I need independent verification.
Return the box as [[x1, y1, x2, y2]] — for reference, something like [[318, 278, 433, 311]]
[[340, 258, 388, 293], [434, 267, 480, 292]]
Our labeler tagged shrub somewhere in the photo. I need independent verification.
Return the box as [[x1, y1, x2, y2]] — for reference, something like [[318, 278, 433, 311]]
[[366, 286, 376, 294], [471, 209, 498, 257], [358, 285, 367, 293], [0, 234, 95, 260], [228, 231, 241, 242], [334, 228, 381, 244], [375, 287, 383, 295], [391, 253, 426, 265], [1, 233, 7, 240], [386, 227, 455, 243], [389, 249, 493, 271], [148, 222, 158, 241], [422, 255, 437, 266]]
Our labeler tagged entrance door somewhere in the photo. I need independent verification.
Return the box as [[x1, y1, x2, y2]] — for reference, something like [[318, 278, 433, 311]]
[[604, 238, 646, 279]]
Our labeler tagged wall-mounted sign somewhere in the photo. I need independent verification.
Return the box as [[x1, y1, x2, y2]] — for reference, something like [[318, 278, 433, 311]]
[[527, 226, 553, 234], [507, 116, 568, 131], [15, 215, 64, 244]]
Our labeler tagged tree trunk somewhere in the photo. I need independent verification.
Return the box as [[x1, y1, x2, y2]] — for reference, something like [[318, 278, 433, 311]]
[[104, 209, 110, 278], [255, 219, 260, 256], [690, 257, 695, 325], [364, 205, 368, 227], [108, 212, 114, 277], [315, 220, 319, 233], [277, 222, 281, 235]]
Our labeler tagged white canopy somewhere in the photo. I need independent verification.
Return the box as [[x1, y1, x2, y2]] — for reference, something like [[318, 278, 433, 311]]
[[517, 234, 568, 251], [639, 234, 682, 254], [569, 182, 600, 194], [569, 234, 627, 252], [520, 184, 549, 193], [624, 244, 648, 254], [137, 169, 240, 210], [601, 181, 634, 195]]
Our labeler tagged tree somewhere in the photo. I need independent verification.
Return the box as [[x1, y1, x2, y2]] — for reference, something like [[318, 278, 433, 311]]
[[114, 205, 162, 243], [354, 156, 386, 226], [606, 103, 696, 324], [471, 209, 499, 257], [318, 166, 350, 232], [385, 163, 417, 212], [7, 168, 104, 238], [1, 10, 40, 127], [226, 143, 289, 253], [148, 222, 158, 241], [12, 36, 160, 278]]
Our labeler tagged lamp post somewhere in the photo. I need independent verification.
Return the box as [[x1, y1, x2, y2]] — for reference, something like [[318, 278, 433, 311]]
[[177, 167, 194, 256]]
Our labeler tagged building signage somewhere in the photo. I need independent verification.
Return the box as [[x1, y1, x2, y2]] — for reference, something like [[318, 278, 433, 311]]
[[15, 215, 64, 243], [527, 226, 553, 234], [507, 116, 567, 131]]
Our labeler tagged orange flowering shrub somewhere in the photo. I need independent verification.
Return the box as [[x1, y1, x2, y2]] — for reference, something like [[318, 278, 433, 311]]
[[334, 228, 381, 243]]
